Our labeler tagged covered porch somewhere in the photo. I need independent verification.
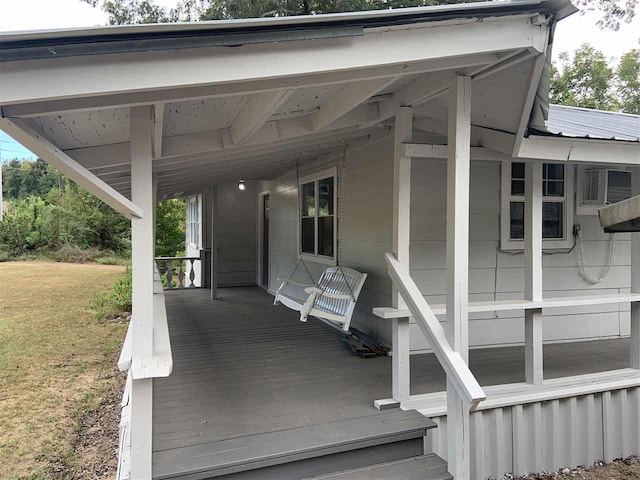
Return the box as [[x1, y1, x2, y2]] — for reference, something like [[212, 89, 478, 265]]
[[153, 286, 631, 479]]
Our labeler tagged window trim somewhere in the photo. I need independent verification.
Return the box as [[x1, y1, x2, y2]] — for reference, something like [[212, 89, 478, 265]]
[[500, 161, 574, 250], [298, 167, 338, 266], [187, 195, 202, 249]]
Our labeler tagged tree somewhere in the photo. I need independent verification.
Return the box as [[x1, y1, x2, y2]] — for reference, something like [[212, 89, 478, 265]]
[[550, 44, 620, 111], [617, 49, 640, 114], [574, 0, 636, 31], [82, 0, 637, 27], [155, 199, 186, 257]]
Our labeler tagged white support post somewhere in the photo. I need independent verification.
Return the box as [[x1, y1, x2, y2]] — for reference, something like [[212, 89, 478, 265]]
[[129, 105, 155, 480], [211, 186, 218, 301], [392, 107, 413, 404], [631, 169, 640, 369], [525, 162, 543, 384], [446, 75, 471, 479]]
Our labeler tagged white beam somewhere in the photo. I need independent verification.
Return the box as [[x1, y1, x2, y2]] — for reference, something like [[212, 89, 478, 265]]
[[518, 136, 640, 164], [512, 54, 546, 156], [403, 142, 510, 161], [1, 15, 542, 114], [446, 75, 472, 480], [391, 106, 413, 406], [0, 117, 142, 219], [129, 105, 155, 480], [524, 161, 543, 385], [230, 89, 294, 144], [631, 169, 640, 369], [312, 77, 398, 131], [153, 103, 165, 159]]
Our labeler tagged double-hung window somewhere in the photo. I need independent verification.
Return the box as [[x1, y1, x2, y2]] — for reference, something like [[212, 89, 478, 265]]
[[187, 195, 201, 248], [299, 168, 337, 263], [501, 161, 574, 250]]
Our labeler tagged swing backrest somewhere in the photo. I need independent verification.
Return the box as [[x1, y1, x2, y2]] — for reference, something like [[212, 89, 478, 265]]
[[314, 267, 367, 318]]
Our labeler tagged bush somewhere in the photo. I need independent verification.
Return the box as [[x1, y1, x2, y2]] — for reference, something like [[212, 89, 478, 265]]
[[94, 255, 130, 266], [0, 251, 9, 262], [88, 269, 132, 322], [53, 244, 99, 264]]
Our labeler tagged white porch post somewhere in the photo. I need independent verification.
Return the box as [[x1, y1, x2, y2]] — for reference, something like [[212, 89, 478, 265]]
[[525, 162, 543, 384], [446, 75, 471, 479], [129, 105, 155, 480], [392, 106, 413, 404], [631, 169, 640, 369]]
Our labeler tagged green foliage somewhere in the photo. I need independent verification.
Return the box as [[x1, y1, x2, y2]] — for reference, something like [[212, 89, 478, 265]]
[[155, 199, 186, 257], [617, 49, 640, 114], [87, 268, 132, 321], [550, 44, 640, 114], [550, 44, 620, 111], [574, 0, 637, 31]]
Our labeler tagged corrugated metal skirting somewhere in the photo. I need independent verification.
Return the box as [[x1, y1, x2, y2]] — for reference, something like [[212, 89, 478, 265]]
[[426, 387, 640, 479]]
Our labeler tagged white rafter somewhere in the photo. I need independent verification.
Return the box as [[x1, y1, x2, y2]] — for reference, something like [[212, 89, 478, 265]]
[[230, 89, 294, 144]]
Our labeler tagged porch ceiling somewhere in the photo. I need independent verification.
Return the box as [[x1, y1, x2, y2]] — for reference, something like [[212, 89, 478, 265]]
[[0, 3, 572, 199]]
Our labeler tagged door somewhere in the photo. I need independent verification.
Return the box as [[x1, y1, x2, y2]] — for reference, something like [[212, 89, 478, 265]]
[[262, 194, 270, 287]]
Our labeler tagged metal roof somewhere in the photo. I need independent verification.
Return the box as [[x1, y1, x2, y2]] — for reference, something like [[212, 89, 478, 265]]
[[546, 104, 640, 142], [0, 0, 576, 61]]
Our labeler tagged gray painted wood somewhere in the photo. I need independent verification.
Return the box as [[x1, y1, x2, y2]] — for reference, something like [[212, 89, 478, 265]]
[[305, 454, 451, 480], [153, 287, 631, 479]]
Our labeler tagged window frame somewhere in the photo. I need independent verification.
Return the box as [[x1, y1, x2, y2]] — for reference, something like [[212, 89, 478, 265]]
[[187, 195, 202, 249], [500, 160, 574, 251], [298, 167, 338, 265]]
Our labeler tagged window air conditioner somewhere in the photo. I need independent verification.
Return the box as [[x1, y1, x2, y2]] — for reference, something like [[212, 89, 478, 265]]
[[582, 169, 632, 206]]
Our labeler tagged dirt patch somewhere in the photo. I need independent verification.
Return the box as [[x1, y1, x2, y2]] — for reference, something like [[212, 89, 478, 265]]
[[45, 364, 126, 480], [510, 456, 640, 480]]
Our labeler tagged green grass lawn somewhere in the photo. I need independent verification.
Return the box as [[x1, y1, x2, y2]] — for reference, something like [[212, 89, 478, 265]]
[[0, 262, 127, 480]]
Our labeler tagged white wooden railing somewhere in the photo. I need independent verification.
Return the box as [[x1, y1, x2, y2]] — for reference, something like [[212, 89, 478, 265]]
[[155, 256, 200, 289], [382, 252, 486, 408], [116, 266, 173, 480]]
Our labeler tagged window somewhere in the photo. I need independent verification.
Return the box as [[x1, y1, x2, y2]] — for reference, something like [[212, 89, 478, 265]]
[[187, 195, 201, 248], [299, 168, 337, 263], [500, 161, 574, 250]]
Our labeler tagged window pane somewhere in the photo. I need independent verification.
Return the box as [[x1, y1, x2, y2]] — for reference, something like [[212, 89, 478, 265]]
[[545, 180, 564, 197], [545, 164, 564, 180], [510, 202, 524, 240], [512, 162, 525, 179], [511, 179, 525, 196], [318, 177, 334, 216], [607, 170, 632, 204], [318, 216, 334, 257], [301, 182, 315, 216], [301, 217, 315, 254], [543, 202, 563, 238]]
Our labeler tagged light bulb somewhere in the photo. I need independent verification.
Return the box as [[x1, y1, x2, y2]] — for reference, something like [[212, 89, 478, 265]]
[[238, 180, 246, 191]]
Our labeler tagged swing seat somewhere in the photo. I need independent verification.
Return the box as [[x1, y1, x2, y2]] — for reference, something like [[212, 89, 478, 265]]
[[274, 267, 367, 332]]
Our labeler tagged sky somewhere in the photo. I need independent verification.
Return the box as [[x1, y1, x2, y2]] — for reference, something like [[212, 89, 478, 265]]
[[0, 0, 638, 162]]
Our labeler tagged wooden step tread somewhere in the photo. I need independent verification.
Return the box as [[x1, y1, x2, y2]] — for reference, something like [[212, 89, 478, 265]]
[[304, 454, 452, 480], [153, 410, 436, 479]]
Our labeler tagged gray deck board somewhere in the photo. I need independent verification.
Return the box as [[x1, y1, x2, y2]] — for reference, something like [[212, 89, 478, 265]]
[[153, 287, 630, 478], [305, 454, 450, 480]]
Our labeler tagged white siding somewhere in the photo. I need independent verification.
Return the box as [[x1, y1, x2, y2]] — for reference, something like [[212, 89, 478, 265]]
[[215, 182, 259, 286], [266, 133, 631, 351]]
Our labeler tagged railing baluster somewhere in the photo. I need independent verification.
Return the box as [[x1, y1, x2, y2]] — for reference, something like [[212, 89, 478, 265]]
[[189, 259, 196, 288], [154, 256, 201, 290], [166, 261, 173, 288], [178, 261, 185, 288]]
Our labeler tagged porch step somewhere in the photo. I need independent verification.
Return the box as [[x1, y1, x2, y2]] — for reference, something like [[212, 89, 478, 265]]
[[305, 454, 452, 480], [153, 409, 436, 480]]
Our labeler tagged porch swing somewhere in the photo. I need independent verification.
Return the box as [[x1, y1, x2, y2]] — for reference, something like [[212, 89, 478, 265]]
[[273, 159, 367, 332]]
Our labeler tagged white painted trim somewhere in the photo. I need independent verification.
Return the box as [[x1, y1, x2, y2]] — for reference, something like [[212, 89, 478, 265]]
[[257, 190, 270, 288], [298, 166, 338, 264], [500, 160, 575, 251], [230, 89, 294, 144]]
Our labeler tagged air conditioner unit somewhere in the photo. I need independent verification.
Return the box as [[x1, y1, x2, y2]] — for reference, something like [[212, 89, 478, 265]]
[[582, 169, 632, 206]]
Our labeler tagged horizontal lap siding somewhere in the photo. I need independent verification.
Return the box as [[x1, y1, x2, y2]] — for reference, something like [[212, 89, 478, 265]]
[[409, 158, 630, 352], [268, 135, 630, 351], [215, 182, 259, 286]]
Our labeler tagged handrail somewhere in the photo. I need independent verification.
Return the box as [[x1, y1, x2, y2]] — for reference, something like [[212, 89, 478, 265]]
[[155, 255, 200, 289], [384, 252, 486, 410]]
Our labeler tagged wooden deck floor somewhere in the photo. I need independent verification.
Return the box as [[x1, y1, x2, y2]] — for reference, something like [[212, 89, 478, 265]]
[[152, 286, 630, 473]]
